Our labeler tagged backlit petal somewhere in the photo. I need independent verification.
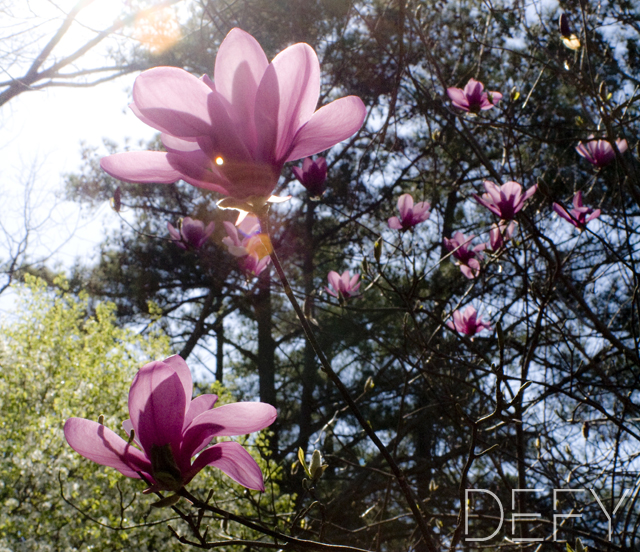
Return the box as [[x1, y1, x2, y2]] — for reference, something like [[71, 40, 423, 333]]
[[133, 67, 214, 137], [255, 43, 320, 163], [286, 96, 366, 161], [101, 152, 183, 184], [181, 402, 277, 459], [183, 394, 218, 431], [187, 441, 265, 491], [128, 356, 192, 454], [65, 418, 152, 479]]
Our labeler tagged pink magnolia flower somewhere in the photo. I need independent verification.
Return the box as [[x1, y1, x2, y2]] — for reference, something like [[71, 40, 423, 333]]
[[447, 306, 491, 336], [444, 231, 485, 279], [474, 181, 537, 220], [292, 157, 328, 198], [222, 215, 272, 276], [100, 28, 367, 202], [388, 193, 431, 231], [326, 270, 361, 299], [64, 355, 276, 492], [447, 78, 503, 113], [576, 136, 627, 168], [488, 221, 516, 251], [552, 192, 601, 229], [168, 217, 215, 250]]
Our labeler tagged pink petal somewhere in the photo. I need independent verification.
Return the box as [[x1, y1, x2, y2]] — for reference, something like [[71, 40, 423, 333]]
[[187, 441, 265, 491], [183, 394, 218, 431], [128, 356, 192, 454], [397, 193, 414, 219], [522, 183, 537, 202], [446, 87, 469, 110], [166, 152, 231, 194], [101, 151, 183, 184], [161, 134, 203, 153], [167, 222, 181, 241], [292, 166, 305, 182], [64, 418, 152, 479], [256, 43, 321, 163], [483, 181, 503, 204], [616, 139, 628, 154], [327, 270, 341, 291], [473, 193, 500, 217], [553, 203, 575, 225], [586, 209, 601, 223], [388, 216, 403, 229], [286, 96, 367, 161], [133, 67, 214, 137], [214, 28, 269, 154], [181, 402, 277, 459], [202, 92, 253, 162], [573, 191, 584, 209], [460, 264, 477, 279]]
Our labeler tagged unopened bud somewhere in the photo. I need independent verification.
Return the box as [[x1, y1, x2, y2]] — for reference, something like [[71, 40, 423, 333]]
[[361, 257, 370, 275], [309, 450, 327, 481], [110, 187, 121, 212], [559, 13, 572, 38], [364, 376, 374, 392], [374, 237, 382, 263], [582, 421, 590, 440]]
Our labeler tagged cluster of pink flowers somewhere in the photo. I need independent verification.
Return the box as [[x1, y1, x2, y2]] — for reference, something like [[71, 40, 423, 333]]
[[65, 355, 277, 492]]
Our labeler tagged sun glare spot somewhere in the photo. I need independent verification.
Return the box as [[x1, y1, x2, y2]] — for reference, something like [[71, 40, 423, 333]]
[[134, 6, 181, 54], [215, 157, 224, 166]]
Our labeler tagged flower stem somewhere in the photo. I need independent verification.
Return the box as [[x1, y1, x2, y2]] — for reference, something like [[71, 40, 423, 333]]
[[178, 488, 370, 552], [258, 212, 438, 552]]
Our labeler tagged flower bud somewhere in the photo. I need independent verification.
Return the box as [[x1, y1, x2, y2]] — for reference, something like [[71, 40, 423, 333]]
[[309, 450, 327, 481]]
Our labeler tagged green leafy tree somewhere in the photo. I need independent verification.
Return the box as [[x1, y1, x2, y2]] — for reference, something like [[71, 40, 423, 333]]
[[0, 276, 291, 550]]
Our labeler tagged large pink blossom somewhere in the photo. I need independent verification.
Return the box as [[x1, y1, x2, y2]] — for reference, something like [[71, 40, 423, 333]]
[[444, 231, 485, 279], [575, 136, 628, 168], [473, 181, 537, 220], [447, 78, 502, 113], [100, 28, 367, 202], [64, 355, 276, 492], [388, 193, 430, 231], [168, 217, 215, 250], [553, 192, 601, 229], [326, 270, 361, 299], [447, 306, 491, 336]]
